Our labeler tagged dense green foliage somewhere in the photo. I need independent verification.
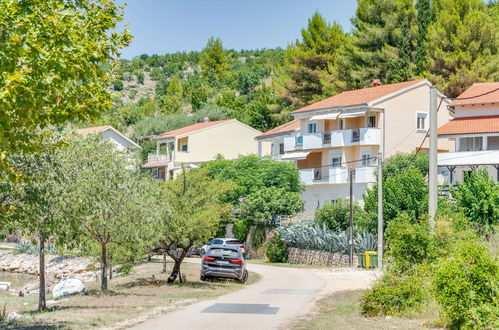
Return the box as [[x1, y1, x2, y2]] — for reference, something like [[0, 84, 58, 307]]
[[434, 240, 498, 329], [264, 233, 289, 263], [452, 168, 499, 234], [0, 0, 131, 182], [315, 199, 373, 232]]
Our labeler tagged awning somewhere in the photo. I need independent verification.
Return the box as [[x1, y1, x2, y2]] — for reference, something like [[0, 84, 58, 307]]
[[309, 112, 341, 121], [339, 110, 366, 118], [280, 151, 311, 161]]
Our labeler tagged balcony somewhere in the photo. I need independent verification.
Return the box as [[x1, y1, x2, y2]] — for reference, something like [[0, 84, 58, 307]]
[[299, 166, 376, 185], [284, 128, 380, 152], [147, 153, 170, 163]]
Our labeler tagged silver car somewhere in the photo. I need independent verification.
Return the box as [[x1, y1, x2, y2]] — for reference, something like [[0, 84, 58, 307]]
[[200, 245, 248, 283], [201, 238, 245, 256]]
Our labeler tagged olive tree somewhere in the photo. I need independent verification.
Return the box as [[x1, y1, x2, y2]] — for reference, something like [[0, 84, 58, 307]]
[[155, 168, 234, 283]]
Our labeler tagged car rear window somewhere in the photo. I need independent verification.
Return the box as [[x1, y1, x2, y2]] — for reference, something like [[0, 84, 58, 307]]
[[209, 248, 239, 258], [210, 239, 224, 245], [225, 240, 242, 245]]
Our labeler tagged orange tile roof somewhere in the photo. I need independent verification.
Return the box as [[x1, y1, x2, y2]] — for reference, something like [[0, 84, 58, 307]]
[[438, 116, 499, 136], [75, 125, 111, 135], [292, 79, 426, 113], [256, 120, 300, 140], [450, 82, 499, 106], [142, 161, 170, 168], [156, 119, 233, 139]]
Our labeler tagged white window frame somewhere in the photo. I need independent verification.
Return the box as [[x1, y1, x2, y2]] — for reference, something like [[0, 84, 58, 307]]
[[461, 137, 483, 151], [338, 118, 345, 130], [416, 112, 428, 132], [279, 143, 285, 155], [360, 147, 372, 166], [331, 156, 342, 168], [307, 121, 318, 134], [367, 114, 377, 128]]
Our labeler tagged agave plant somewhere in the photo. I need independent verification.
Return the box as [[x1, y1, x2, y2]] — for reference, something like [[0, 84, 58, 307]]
[[276, 223, 376, 254]]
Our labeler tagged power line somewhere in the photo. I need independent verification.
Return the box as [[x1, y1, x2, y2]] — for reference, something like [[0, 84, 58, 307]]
[[445, 87, 499, 101]]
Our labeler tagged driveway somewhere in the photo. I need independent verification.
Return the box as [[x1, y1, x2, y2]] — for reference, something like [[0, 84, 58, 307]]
[[130, 261, 379, 330]]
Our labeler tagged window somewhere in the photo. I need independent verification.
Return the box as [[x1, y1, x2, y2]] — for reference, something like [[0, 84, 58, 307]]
[[308, 122, 317, 133], [367, 115, 376, 128], [361, 154, 371, 166], [331, 199, 337, 204], [313, 168, 321, 180], [331, 157, 342, 168], [338, 118, 344, 130], [181, 144, 188, 152], [460, 137, 483, 151], [416, 112, 427, 131], [279, 143, 285, 155]]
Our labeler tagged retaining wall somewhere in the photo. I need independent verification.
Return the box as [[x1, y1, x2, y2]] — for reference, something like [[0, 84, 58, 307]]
[[287, 247, 358, 267]]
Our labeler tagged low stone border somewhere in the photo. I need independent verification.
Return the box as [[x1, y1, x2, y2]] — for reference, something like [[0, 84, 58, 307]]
[[287, 248, 358, 267]]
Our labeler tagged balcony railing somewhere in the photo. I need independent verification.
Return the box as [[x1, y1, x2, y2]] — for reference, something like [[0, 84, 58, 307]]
[[299, 166, 376, 185], [147, 153, 170, 163]]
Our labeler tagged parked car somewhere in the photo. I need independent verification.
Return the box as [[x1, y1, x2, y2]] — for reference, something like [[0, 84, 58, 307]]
[[201, 238, 245, 256], [200, 245, 248, 283]]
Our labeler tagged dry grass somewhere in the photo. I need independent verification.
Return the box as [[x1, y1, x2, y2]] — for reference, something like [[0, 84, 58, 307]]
[[287, 290, 439, 330], [1, 259, 259, 329]]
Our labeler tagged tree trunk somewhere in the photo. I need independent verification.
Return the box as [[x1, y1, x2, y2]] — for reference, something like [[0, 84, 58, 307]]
[[101, 242, 108, 290], [162, 251, 167, 273], [38, 232, 46, 312], [109, 255, 113, 280], [168, 259, 182, 284]]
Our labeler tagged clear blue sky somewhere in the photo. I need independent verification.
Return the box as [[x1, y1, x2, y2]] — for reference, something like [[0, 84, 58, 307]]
[[118, 0, 357, 59]]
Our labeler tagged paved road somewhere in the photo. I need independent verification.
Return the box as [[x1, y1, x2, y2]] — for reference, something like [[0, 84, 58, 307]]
[[131, 262, 326, 330]]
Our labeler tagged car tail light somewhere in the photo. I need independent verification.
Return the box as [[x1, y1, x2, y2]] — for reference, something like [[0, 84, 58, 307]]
[[240, 245, 244, 249], [231, 259, 243, 264], [203, 256, 215, 261]]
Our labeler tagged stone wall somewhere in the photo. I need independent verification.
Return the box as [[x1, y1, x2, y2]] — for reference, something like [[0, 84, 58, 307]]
[[287, 248, 358, 267]]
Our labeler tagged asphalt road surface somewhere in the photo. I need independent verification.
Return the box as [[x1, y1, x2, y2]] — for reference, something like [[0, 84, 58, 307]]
[[131, 261, 326, 330]]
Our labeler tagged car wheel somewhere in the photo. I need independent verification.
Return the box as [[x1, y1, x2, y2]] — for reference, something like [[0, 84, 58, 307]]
[[200, 275, 207, 281], [238, 270, 248, 284]]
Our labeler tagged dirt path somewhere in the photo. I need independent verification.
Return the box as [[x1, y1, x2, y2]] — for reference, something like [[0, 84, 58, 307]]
[[130, 260, 379, 330]]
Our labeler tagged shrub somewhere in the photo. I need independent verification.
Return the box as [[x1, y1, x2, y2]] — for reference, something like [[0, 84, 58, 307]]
[[433, 240, 499, 329], [385, 213, 432, 273], [314, 199, 369, 232], [264, 233, 288, 263], [360, 272, 428, 316]]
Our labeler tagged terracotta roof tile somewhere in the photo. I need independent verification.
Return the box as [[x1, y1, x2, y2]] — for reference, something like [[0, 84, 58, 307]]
[[156, 119, 233, 139], [438, 115, 499, 135], [75, 125, 111, 135], [292, 79, 426, 113], [256, 120, 300, 140], [450, 82, 499, 106]]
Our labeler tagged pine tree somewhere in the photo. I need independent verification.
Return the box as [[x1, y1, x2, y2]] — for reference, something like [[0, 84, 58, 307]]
[[415, 0, 433, 74], [425, 0, 498, 97], [335, 0, 417, 89], [200, 37, 229, 82], [274, 12, 346, 107]]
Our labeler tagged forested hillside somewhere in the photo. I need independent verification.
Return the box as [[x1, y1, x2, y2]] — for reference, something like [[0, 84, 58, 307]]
[[87, 0, 498, 157]]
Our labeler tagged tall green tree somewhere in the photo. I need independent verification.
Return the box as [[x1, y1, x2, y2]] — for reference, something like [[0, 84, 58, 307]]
[[425, 0, 499, 97], [336, 0, 417, 89], [275, 12, 347, 106], [160, 77, 184, 114], [415, 0, 433, 74], [200, 37, 229, 81], [0, 0, 131, 182]]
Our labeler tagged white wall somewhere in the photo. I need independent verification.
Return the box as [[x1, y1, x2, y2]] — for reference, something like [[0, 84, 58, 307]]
[[454, 104, 499, 118]]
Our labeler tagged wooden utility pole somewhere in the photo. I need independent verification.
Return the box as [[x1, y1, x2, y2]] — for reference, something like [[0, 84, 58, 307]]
[[377, 152, 383, 269], [349, 167, 354, 267], [428, 86, 438, 231]]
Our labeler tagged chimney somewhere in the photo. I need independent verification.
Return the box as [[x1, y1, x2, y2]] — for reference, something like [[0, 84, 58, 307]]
[[371, 79, 382, 87], [203, 117, 209, 123]]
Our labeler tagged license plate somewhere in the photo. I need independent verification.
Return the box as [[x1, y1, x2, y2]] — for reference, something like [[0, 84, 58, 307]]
[[217, 260, 229, 265]]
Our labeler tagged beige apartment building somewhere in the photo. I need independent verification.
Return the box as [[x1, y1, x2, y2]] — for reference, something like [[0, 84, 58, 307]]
[[257, 79, 453, 216], [144, 118, 270, 180]]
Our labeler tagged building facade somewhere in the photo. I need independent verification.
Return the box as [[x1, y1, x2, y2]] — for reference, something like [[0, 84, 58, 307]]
[[144, 118, 270, 180], [257, 79, 453, 217], [438, 82, 499, 185], [75, 125, 141, 152]]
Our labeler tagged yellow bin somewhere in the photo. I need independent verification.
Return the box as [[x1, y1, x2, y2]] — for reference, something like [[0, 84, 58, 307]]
[[365, 251, 377, 269]]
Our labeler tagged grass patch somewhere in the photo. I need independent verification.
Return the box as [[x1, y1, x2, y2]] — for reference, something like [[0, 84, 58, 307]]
[[288, 290, 434, 330], [0, 259, 259, 329]]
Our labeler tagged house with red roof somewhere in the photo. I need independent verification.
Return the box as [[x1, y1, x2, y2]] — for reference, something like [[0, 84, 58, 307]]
[[144, 118, 269, 180], [438, 82, 499, 185], [258, 79, 453, 217]]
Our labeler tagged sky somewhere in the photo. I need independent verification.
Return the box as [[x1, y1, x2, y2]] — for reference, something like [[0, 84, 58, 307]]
[[118, 0, 357, 59]]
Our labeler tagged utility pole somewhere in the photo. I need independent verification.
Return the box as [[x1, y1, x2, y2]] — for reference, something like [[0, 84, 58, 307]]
[[377, 152, 383, 269], [428, 86, 438, 231], [348, 167, 354, 267]]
